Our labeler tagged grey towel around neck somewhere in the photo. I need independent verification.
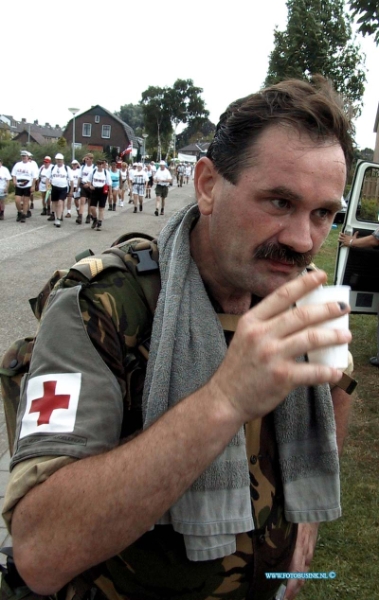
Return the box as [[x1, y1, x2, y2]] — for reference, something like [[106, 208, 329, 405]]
[[142, 202, 341, 562], [276, 373, 341, 524]]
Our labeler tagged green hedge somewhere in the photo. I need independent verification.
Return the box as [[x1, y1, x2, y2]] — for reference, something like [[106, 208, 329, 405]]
[[0, 140, 106, 170]]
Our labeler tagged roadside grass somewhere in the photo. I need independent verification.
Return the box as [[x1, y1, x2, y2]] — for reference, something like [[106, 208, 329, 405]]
[[4, 192, 42, 204], [301, 225, 379, 600]]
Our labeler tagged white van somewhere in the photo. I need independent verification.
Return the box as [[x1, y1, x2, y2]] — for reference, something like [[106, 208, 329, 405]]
[[334, 160, 379, 316]]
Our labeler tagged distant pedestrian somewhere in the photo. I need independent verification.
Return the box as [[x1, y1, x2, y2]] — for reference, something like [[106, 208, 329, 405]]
[[11, 150, 38, 223], [77, 154, 95, 224], [46, 153, 73, 228], [145, 163, 153, 199], [176, 163, 184, 187], [119, 162, 128, 206], [89, 159, 112, 231], [38, 157, 53, 216], [185, 164, 191, 184], [0, 158, 11, 220], [109, 162, 121, 211], [131, 163, 148, 213], [169, 162, 176, 185], [128, 163, 136, 202], [154, 160, 172, 216], [65, 160, 81, 217], [27, 152, 38, 211]]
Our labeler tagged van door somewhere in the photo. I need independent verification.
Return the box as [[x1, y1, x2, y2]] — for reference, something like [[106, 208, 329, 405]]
[[334, 160, 379, 315]]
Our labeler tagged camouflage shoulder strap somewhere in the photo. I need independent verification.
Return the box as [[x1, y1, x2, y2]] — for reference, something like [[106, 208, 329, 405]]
[[71, 232, 161, 317]]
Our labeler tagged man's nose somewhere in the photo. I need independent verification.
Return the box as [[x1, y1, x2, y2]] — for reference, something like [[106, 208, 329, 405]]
[[277, 214, 313, 254]]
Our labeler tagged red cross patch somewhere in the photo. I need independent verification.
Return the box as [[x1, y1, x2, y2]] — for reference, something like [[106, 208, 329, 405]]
[[20, 373, 81, 438]]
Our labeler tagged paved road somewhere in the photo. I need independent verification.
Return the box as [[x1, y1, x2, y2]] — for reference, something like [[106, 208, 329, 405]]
[[0, 181, 196, 553]]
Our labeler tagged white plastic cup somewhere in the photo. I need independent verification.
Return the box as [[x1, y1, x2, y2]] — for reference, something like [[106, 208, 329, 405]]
[[297, 285, 351, 369]]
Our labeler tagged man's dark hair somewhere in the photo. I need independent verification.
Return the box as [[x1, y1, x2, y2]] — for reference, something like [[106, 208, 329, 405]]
[[207, 76, 354, 185]]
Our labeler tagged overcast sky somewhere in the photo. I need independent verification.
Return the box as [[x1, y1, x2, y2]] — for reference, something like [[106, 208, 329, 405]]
[[2, 0, 378, 150]]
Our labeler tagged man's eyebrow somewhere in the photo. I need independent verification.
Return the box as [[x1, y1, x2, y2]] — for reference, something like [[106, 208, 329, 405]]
[[262, 186, 302, 202], [261, 186, 343, 212]]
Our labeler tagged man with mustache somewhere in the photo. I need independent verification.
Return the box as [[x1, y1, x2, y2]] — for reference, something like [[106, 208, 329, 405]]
[[5, 77, 354, 600]]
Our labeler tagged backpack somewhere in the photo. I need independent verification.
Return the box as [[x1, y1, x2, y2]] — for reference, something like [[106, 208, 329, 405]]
[[0, 232, 161, 455]]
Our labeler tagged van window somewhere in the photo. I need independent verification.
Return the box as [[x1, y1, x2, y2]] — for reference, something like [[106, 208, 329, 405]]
[[356, 166, 379, 223]]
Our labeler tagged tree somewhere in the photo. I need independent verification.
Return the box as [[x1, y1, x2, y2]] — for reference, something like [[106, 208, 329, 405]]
[[349, 0, 379, 45], [116, 104, 144, 134], [165, 79, 209, 132], [0, 126, 12, 141], [176, 118, 216, 148], [140, 86, 172, 161], [265, 0, 366, 114], [356, 146, 374, 161], [140, 79, 209, 159]]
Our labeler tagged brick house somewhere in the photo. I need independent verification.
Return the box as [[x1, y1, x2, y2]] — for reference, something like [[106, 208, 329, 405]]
[[63, 105, 140, 156]]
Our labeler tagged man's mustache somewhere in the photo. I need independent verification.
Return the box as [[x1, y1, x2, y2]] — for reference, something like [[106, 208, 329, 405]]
[[254, 242, 313, 268]]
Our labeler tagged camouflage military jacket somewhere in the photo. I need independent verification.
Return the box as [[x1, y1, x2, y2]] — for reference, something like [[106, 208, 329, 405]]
[[9, 265, 297, 600]]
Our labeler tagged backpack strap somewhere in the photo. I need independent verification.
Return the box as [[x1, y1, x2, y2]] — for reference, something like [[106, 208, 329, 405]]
[[70, 234, 161, 320]]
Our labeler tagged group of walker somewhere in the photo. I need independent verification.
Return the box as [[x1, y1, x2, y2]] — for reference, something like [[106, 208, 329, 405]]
[[1, 150, 177, 229]]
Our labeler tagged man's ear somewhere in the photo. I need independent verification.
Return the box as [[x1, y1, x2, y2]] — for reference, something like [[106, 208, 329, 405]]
[[194, 158, 218, 215]]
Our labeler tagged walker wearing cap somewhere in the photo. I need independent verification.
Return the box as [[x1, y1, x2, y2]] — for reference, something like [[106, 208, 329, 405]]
[[13, 150, 39, 222], [154, 160, 172, 216], [48, 153, 73, 227], [44, 156, 51, 163], [66, 160, 80, 218]]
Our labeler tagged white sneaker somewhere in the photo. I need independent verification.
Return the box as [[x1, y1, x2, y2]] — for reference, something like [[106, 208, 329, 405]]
[[120, 201, 124, 207], [54, 218, 61, 228]]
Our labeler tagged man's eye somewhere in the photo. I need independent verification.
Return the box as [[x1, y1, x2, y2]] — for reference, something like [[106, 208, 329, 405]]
[[271, 199, 290, 210], [315, 208, 332, 219]]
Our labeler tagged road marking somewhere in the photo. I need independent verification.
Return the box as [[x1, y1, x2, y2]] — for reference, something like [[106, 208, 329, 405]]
[[0, 225, 48, 242]]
